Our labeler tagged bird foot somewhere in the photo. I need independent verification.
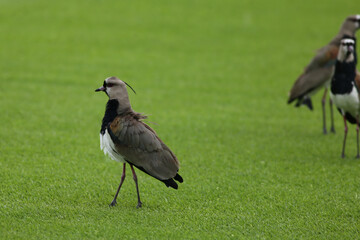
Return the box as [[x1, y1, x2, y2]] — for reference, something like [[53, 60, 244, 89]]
[[323, 128, 328, 135], [109, 200, 117, 207], [341, 153, 345, 158], [136, 201, 142, 209], [356, 154, 360, 159], [330, 127, 335, 134]]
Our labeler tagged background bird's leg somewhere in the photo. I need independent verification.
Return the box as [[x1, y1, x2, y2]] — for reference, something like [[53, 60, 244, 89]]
[[342, 115, 348, 158], [329, 98, 335, 133], [322, 88, 328, 134], [356, 116, 360, 158], [130, 164, 142, 208], [110, 163, 126, 207]]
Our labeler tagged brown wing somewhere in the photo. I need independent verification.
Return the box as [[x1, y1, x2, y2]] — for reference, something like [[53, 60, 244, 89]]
[[109, 115, 180, 181], [288, 45, 338, 103], [288, 66, 334, 102], [304, 45, 338, 72]]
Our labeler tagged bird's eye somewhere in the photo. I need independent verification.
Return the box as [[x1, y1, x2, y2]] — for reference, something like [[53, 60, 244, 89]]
[[350, 18, 360, 23], [107, 83, 114, 87]]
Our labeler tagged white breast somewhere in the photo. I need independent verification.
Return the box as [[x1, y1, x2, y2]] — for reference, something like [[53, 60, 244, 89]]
[[100, 130, 126, 163], [330, 85, 360, 117]]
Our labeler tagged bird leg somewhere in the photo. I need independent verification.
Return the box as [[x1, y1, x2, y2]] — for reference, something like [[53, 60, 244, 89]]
[[110, 163, 126, 207], [321, 88, 328, 134], [130, 164, 142, 208], [329, 98, 335, 133], [341, 115, 348, 158], [356, 116, 360, 159]]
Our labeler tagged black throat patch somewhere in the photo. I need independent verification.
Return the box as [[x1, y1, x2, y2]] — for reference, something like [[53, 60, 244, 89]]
[[100, 99, 119, 134], [331, 61, 356, 95]]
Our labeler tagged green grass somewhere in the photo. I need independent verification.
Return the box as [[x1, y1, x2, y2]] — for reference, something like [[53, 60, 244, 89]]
[[1, 0, 360, 239]]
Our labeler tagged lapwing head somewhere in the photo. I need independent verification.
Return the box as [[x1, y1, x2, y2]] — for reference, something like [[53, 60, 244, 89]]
[[96, 76, 136, 111], [96, 76, 136, 97], [338, 38, 355, 62], [342, 15, 360, 34]]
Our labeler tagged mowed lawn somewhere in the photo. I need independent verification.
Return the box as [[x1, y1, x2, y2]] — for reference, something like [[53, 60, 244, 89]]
[[0, 0, 359, 239]]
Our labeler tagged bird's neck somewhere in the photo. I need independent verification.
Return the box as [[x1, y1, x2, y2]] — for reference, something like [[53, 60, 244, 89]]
[[337, 51, 355, 62], [331, 60, 356, 94], [109, 96, 132, 115], [335, 59, 356, 75], [330, 29, 354, 46], [100, 99, 119, 134]]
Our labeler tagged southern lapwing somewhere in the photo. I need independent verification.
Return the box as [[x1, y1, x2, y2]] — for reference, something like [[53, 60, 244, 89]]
[[288, 15, 360, 134], [330, 37, 360, 158], [95, 77, 183, 208]]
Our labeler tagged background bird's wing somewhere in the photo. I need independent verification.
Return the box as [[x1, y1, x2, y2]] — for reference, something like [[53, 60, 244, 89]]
[[288, 45, 338, 103], [288, 66, 334, 103], [109, 115, 180, 180], [305, 45, 338, 72]]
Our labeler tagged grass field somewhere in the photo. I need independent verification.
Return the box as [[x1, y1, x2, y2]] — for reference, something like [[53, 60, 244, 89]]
[[1, 0, 360, 239]]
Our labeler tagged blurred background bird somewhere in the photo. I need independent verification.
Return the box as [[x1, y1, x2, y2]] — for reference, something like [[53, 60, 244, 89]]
[[330, 37, 359, 158], [95, 77, 183, 208], [288, 15, 360, 134]]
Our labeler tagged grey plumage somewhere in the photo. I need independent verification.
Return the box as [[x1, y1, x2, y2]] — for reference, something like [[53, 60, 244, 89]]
[[108, 114, 179, 180], [96, 76, 183, 208], [288, 14, 360, 134]]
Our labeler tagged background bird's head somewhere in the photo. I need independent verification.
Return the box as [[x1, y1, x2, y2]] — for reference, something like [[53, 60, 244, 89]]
[[338, 38, 355, 62], [341, 15, 360, 35], [95, 76, 136, 112]]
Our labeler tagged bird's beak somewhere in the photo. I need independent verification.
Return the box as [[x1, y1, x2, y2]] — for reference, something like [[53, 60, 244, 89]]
[[95, 86, 106, 92], [348, 45, 354, 53]]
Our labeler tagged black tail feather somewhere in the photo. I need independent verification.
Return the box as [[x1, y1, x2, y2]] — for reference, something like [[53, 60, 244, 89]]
[[345, 111, 357, 124], [161, 179, 178, 189], [295, 97, 313, 110], [302, 97, 313, 110], [174, 173, 183, 183], [128, 162, 183, 190], [336, 108, 357, 124], [161, 173, 183, 189]]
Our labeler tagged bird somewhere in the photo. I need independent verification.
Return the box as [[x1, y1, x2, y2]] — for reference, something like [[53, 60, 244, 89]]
[[95, 77, 183, 208], [288, 14, 360, 134], [330, 37, 359, 158]]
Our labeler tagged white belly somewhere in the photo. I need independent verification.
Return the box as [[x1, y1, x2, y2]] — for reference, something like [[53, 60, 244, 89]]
[[100, 130, 125, 163], [330, 86, 360, 117]]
